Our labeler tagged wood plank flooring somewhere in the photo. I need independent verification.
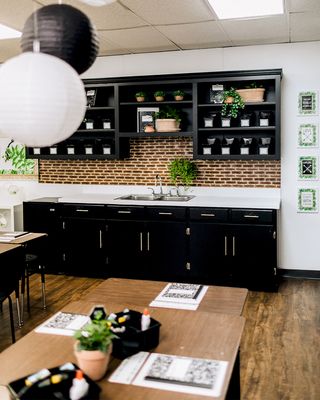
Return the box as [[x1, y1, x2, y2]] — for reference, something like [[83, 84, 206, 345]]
[[0, 275, 319, 399]]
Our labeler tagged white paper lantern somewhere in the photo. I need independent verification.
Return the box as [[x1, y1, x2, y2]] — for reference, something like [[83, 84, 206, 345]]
[[0, 52, 86, 147]]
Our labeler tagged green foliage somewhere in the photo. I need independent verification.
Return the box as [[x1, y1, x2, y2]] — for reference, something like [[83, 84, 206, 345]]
[[168, 158, 198, 187], [173, 90, 185, 97], [155, 106, 181, 122], [221, 88, 245, 118], [74, 311, 117, 353], [244, 82, 264, 89], [154, 90, 165, 97], [135, 91, 146, 97], [1, 144, 35, 175]]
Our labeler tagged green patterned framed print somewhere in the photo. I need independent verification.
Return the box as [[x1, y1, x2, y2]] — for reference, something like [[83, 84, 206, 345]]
[[298, 188, 318, 213], [298, 123, 318, 147], [298, 91, 318, 115], [298, 156, 318, 180]]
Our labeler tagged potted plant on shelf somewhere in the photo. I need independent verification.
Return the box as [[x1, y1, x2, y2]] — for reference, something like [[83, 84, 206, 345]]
[[154, 90, 165, 101], [221, 88, 245, 124], [168, 158, 198, 195], [173, 89, 185, 101], [236, 82, 265, 103], [73, 308, 117, 381], [155, 106, 181, 132], [135, 91, 146, 102]]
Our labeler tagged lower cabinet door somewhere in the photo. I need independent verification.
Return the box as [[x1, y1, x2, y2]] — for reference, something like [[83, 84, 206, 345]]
[[189, 222, 232, 285], [62, 218, 108, 277], [146, 220, 188, 281], [108, 220, 146, 279], [229, 224, 277, 290]]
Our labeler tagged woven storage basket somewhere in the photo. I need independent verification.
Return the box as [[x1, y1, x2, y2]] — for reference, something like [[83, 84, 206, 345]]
[[236, 88, 265, 102]]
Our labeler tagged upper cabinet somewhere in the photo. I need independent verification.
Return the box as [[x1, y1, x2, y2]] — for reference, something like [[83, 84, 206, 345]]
[[26, 69, 281, 161]]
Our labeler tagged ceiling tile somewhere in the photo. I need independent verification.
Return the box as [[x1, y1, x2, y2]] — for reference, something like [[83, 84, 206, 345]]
[[288, 0, 320, 13], [0, 38, 21, 62], [38, 0, 147, 29], [0, 0, 40, 30], [220, 15, 289, 46], [98, 31, 131, 55], [105, 26, 179, 53], [157, 21, 230, 49], [290, 12, 320, 42], [121, 0, 215, 24]]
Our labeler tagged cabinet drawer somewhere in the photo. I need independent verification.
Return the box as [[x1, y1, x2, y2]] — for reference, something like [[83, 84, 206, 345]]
[[146, 207, 187, 220], [61, 203, 106, 218], [231, 209, 274, 224], [107, 206, 145, 220], [189, 208, 229, 222], [23, 202, 61, 217]]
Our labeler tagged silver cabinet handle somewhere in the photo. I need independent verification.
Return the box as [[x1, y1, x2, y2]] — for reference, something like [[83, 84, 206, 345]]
[[99, 230, 103, 249], [118, 210, 131, 214], [147, 232, 150, 251], [140, 232, 143, 251], [49, 208, 55, 212], [186, 262, 191, 270], [244, 214, 259, 219], [62, 221, 66, 230], [158, 212, 172, 215], [76, 209, 89, 212], [232, 236, 236, 256], [201, 213, 215, 217], [224, 236, 227, 256]]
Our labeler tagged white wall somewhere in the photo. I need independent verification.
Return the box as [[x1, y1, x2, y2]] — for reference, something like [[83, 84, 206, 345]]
[[2, 41, 320, 271]]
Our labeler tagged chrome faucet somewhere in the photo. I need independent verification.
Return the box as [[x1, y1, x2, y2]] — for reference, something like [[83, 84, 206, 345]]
[[155, 175, 163, 195]]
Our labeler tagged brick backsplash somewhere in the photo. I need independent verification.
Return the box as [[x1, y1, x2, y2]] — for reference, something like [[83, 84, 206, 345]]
[[39, 138, 280, 187]]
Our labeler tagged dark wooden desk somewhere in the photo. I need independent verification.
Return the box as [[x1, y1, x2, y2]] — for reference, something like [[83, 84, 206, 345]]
[[84, 278, 248, 316], [0, 300, 245, 400]]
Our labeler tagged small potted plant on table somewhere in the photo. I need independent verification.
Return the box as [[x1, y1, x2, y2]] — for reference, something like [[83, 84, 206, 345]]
[[236, 82, 265, 102], [135, 91, 146, 102], [173, 89, 185, 101], [221, 87, 245, 126], [73, 308, 117, 381], [155, 106, 181, 132]]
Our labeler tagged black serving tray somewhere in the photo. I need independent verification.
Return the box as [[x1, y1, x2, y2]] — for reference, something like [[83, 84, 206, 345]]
[[112, 309, 161, 359], [8, 363, 101, 400]]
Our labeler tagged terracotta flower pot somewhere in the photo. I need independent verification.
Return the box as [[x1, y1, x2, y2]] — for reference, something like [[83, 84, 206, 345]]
[[136, 96, 145, 102], [174, 95, 184, 101], [155, 118, 179, 132], [155, 96, 164, 102], [74, 342, 112, 381]]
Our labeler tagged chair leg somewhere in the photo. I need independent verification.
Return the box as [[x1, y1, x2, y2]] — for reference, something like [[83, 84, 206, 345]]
[[26, 273, 31, 313], [40, 265, 46, 310], [8, 295, 16, 343], [20, 269, 26, 326]]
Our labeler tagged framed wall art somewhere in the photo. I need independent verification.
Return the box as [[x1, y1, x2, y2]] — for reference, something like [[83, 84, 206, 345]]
[[298, 156, 318, 180], [297, 188, 318, 213], [298, 91, 318, 115], [0, 138, 38, 179], [298, 123, 318, 147]]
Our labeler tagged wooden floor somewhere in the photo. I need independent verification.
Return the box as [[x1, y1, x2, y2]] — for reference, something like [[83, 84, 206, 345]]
[[0, 275, 319, 400]]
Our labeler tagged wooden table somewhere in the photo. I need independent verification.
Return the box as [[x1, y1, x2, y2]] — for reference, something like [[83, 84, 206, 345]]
[[0, 300, 245, 400], [84, 278, 248, 316]]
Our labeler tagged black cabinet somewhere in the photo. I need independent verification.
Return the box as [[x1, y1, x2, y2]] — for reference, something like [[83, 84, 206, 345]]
[[60, 204, 109, 277], [23, 199, 63, 273], [26, 69, 281, 161], [107, 206, 188, 281], [188, 207, 278, 290]]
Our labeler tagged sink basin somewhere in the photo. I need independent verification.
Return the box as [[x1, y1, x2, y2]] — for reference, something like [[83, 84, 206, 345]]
[[115, 194, 194, 202]]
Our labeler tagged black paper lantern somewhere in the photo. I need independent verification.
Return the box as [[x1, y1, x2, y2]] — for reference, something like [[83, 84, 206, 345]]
[[21, 4, 99, 74]]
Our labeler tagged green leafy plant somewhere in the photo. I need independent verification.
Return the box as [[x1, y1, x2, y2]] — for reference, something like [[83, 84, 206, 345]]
[[135, 91, 146, 97], [155, 106, 181, 122], [244, 82, 264, 89], [1, 143, 35, 175], [154, 90, 165, 97], [221, 87, 245, 118], [74, 310, 117, 353], [169, 158, 198, 187], [173, 90, 185, 97]]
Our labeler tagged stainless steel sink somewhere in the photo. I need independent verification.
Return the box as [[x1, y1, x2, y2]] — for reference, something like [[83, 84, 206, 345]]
[[115, 194, 194, 202]]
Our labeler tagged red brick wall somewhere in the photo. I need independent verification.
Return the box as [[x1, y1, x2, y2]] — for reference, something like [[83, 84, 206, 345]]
[[39, 138, 280, 187]]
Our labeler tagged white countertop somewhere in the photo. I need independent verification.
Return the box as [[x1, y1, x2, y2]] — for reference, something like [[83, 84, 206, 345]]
[[57, 190, 281, 209]]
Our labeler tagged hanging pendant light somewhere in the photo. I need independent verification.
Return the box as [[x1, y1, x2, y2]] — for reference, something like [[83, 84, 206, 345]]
[[0, 52, 86, 147], [21, 4, 99, 74]]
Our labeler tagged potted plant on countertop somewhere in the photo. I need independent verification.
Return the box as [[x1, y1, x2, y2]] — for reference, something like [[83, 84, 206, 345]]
[[155, 106, 181, 132], [221, 88, 245, 125], [73, 308, 117, 381], [154, 90, 165, 101], [135, 91, 147, 102], [173, 89, 185, 101], [168, 158, 198, 195], [236, 82, 265, 103]]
